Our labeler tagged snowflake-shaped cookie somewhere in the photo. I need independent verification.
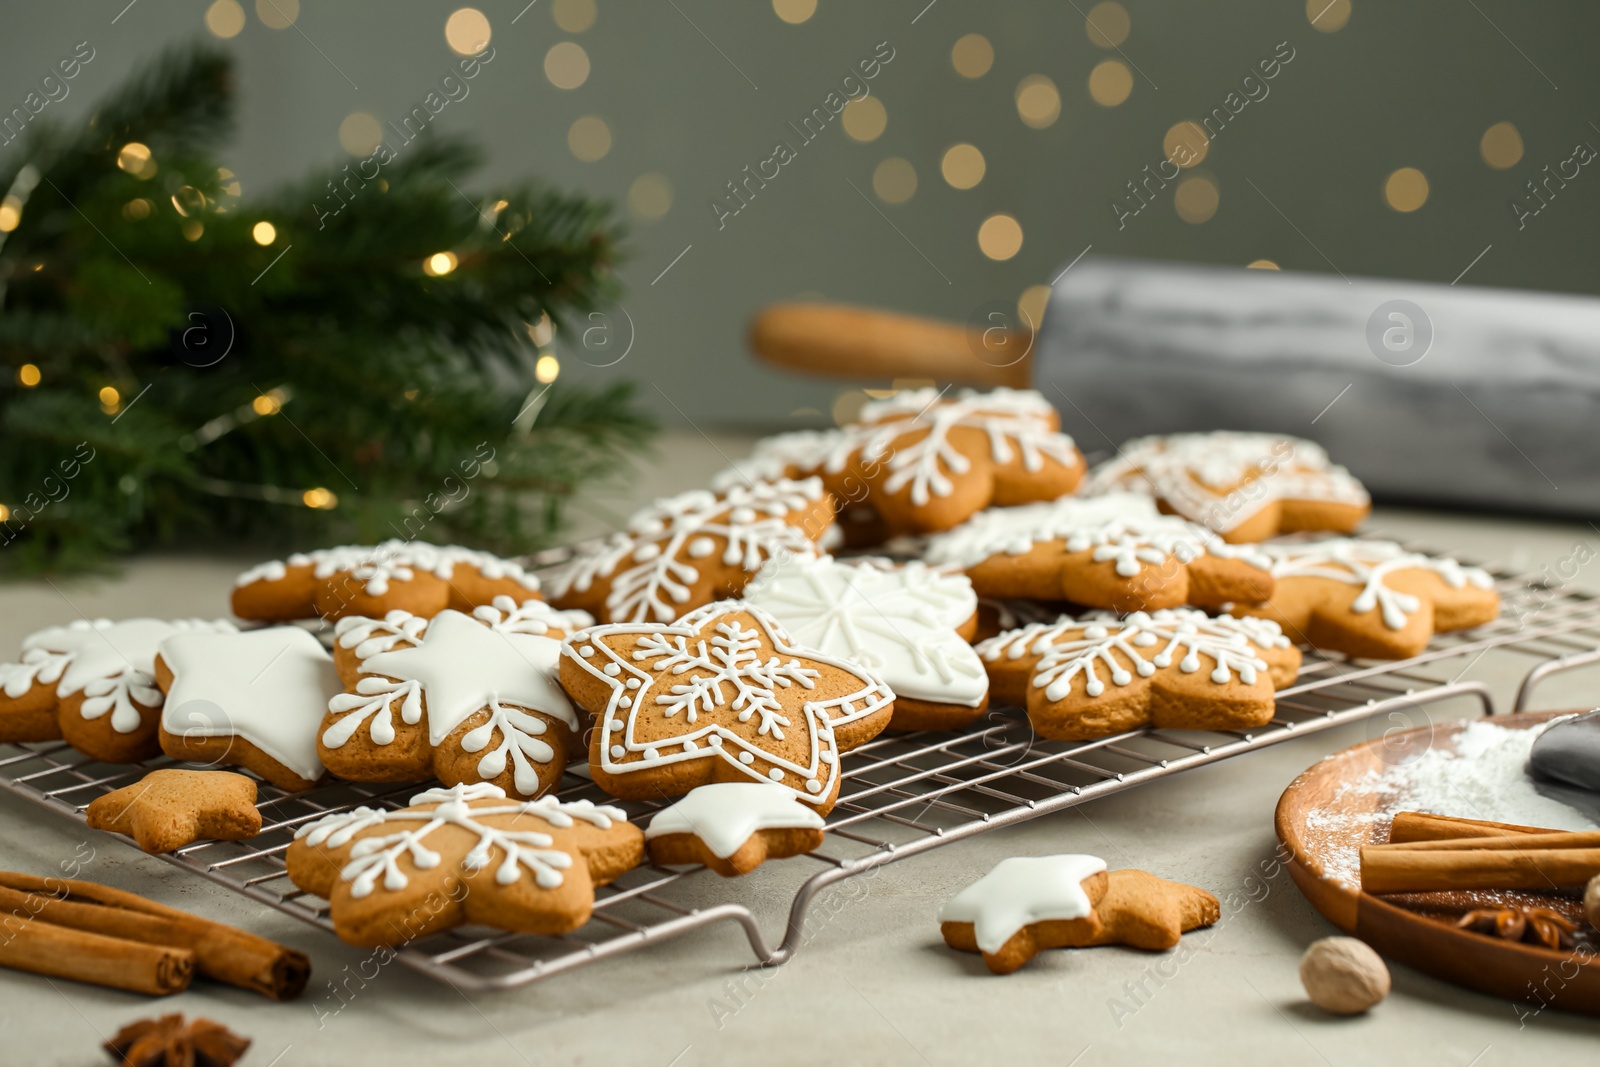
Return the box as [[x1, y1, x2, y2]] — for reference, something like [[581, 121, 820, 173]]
[[286, 782, 642, 947], [546, 479, 834, 624], [1081, 432, 1370, 542], [320, 596, 591, 800], [233, 540, 544, 622], [976, 609, 1300, 739], [743, 555, 989, 731], [1226, 537, 1500, 659], [558, 600, 894, 813], [0, 618, 236, 763], [924, 493, 1275, 613]]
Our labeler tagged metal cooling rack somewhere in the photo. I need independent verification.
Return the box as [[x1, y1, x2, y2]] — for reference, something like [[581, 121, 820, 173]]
[[2, 540, 1598, 992]]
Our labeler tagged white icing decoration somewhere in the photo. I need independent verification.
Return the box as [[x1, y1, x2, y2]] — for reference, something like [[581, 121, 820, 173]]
[[544, 479, 828, 623], [744, 555, 987, 707], [1081, 432, 1369, 534], [938, 854, 1109, 954], [234, 541, 541, 597], [709, 429, 851, 492], [294, 782, 625, 897], [158, 627, 337, 780], [644, 781, 825, 858], [565, 600, 892, 805], [0, 618, 236, 734], [976, 609, 1290, 700], [1249, 538, 1495, 631]]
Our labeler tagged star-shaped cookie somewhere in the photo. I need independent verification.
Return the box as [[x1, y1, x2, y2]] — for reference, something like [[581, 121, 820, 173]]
[[976, 609, 1300, 740], [924, 493, 1275, 613], [644, 781, 826, 876], [287, 782, 642, 947], [86, 769, 261, 854], [558, 600, 895, 814], [320, 597, 589, 800], [1070, 868, 1220, 951], [939, 855, 1110, 974]]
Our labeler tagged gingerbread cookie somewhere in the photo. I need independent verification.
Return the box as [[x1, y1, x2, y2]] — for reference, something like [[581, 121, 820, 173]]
[[977, 609, 1299, 739], [1227, 537, 1500, 659], [1082, 432, 1370, 542], [1073, 868, 1220, 951], [558, 600, 894, 814], [0, 618, 236, 763], [924, 493, 1274, 613], [939, 854, 1109, 974], [744, 555, 989, 732], [547, 479, 834, 624], [86, 769, 261, 854], [232, 541, 543, 623], [972, 597, 1066, 645], [644, 781, 826, 876], [712, 430, 892, 549], [156, 627, 339, 791], [287, 782, 641, 947], [321, 597, 589, 801]]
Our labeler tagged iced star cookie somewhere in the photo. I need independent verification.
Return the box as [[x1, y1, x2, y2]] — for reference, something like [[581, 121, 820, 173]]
[[923, 493, 1274, 613], [156, 627, 339, 791], [547, 479, 834, 624], [286, 783, 642, 948], [976, 610, 1300, 740], [1226, 537, 1500, 659], [939, 855, 1109, 974], [711, 430, 893, 549], [644, 782, 826, 876], [558, 600, 895, 814], [87, 769, 261, 854], [0, 618, 236, 763], [1081, 432, 1370, 542], [232, 541, 543, 623], [320, 597, 589, 801], [744, 555, 989, 732]]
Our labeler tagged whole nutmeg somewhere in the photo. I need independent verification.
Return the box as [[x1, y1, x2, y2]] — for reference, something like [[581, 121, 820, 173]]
[[1586, 874, 1600, 930], [1299, 937, 1390, 1015]]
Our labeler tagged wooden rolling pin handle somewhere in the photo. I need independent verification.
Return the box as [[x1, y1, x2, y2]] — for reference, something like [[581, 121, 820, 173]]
[[748, 303, 1033, 388]]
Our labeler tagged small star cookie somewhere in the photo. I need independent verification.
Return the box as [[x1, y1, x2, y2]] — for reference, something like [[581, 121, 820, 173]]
[[1070, 868, 1220, 951], [286, 782, 642, 948], [86, 769, 261, 854], [939, 855, 1110, 974], [645, 782, 826, 876], [559, 600, 895, 814]]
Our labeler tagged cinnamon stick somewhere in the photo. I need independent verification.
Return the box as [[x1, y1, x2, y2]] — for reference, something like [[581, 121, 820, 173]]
[[0, 873, 309, 1001], [1368, 830, 1600, 853], [1387, 810, 1555, 844], [0, 915, 192, 995], [1361, 845, 1600, 894]]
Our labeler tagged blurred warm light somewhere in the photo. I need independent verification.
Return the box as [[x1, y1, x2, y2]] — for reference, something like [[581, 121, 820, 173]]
[[535, 354, 561, 383], [1085, 1, 1130, 47], [832, 389, 870, 427], [951, 34, 994, 79], [978, 214, 1023, 260], [1088, 60, 1133, 106], [121, 199, 153, 221], [117, 142, 156, 179], [171, 186, 206, 218], [0, 505, 8, 521], [1018, 285, 1050, 330], [99, 386, 121, 412], [425, 251, 459, 276], [1174, 176, 1219, 223], [445, 8, 492, 55], [841, 97, 887, 142], [252, 392, 282, 416], [256, 0, 299, 30], [302, 487, 338, 510], [338, 112, 384, 156], [772, 0, 816, 23], [1247, 259, 1281, 270], [545, 42, 591, 89], [628, 172, 673, 220], [0, 196, 20, 232], [567, 116, 612, 161], [182, 220, 205, 242], [554, 0, 598, 32], [872, 157, 917, 204], [1015, 75, 1061, 129], [252, 221, 277, 245], [18, 364, 41, 387], [205, 0, 246, 38], [1307, 0, 1351, 32], [1384, 167, 1429, 212], [1163, 120, 1208, 168], [217, 168, 242, 197], [528, 312, 555, 347], [1480, 122, 1524, 170], [941, 143, 986, 189]]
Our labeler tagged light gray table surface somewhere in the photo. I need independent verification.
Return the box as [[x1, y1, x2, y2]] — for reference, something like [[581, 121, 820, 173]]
[[2, 431, 1598, 1066]]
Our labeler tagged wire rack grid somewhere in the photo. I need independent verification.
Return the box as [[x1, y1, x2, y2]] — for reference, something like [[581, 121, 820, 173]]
[[1, 540, 1597, 992]]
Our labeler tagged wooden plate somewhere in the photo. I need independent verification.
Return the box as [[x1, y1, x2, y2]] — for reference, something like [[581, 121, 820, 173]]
[[1275, 711, 1600, 1016]]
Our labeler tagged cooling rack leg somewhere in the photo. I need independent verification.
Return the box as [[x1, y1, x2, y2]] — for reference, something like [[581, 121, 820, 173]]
[[1513, 647, 1600, 713]]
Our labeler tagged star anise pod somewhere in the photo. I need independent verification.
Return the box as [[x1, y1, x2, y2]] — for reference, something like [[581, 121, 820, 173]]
[[1456, 907, 1578, 951], [104, 1014, 251, 1067]]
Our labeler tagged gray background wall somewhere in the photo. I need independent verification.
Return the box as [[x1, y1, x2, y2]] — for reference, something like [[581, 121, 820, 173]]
[[4, 1, 1596, 431]]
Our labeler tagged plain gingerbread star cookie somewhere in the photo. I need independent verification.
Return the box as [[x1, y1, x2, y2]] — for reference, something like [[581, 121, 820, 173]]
[[939, 855, 1110, 974], [86, 769, 261, 854], [1070, 868, 1220, 951], [644, 782, 826, 876]]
